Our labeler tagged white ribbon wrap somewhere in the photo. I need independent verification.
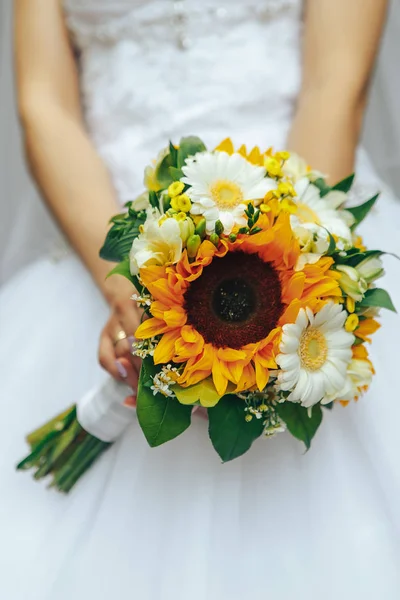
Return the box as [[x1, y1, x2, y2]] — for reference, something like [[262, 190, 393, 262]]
[[76, 377, 136, 442]]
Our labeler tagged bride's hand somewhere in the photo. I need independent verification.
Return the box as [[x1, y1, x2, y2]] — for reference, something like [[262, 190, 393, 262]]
[[98, 275, 143, 398]]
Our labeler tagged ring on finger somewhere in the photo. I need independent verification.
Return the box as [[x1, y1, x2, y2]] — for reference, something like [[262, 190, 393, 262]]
[[113, 329, 128, 347]]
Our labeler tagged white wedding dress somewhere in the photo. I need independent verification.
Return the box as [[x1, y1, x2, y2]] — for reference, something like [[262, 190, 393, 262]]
[[1, 1, 400, 598]]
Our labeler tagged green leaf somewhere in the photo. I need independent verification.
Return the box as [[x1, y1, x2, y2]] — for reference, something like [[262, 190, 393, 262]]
[[208, 394, 264, 462], [358, 288, 396, 312], [347, 194, 379, 231], [322, 228, 336, 256], [100, 211, 146, 262], [344, 250, 384, 267], [169, 141, 178, 167], [313, 178, 331, 197], [136, 359, 192, 447], [332, 173, 355, 194], [169, 166, 184, 181], [276, 402, 323, 450], [149, 190, 159, 209], [106, 257, 133, 283], [177, 136, 207, 169], [155, 153, 174, 189]]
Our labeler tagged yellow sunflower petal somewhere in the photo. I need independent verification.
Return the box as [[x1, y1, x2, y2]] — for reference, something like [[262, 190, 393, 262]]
[[135, 318, 170, 339], [163, 306, 187, 328], [254, 358, 270, 392], [214, 137, 234, 155], [153, 329, 180, 364], [212, 359, 229, 396], [217, 347, 247, 362], [247, 146, 262, 166]]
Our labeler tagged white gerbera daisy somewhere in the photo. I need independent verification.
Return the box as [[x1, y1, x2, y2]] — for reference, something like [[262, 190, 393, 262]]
[[181, 151, 275, 234], [291, 178, 355, 244], [276, 303, 354, 408]]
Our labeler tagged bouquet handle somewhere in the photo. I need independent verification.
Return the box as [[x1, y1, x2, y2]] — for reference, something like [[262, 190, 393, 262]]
[[77, 377, 135, 442]]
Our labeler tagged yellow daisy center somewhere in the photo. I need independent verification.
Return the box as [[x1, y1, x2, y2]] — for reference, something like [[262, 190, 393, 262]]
[[299, 328, 328, 371], [295, 202, 321, 225], [210, 180, 244, 209]]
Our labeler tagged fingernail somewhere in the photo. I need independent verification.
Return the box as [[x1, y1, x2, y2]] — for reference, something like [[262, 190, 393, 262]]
[[127, 335, 136, 349], [115, 360, 128, 379], [124, 394, 137, 408]]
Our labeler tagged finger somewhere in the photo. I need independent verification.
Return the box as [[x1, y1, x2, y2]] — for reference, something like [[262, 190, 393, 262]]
[[114, 335, 134, 358], [118, 356, 139, 391], [114, 299, 142, 340], [98, 330, 126, 381], [124, 394, 137, 408]]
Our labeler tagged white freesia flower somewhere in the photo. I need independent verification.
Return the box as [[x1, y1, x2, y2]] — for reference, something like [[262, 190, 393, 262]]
[[283, 153, 324, 182], [143, 146, 169, 192], [294, 226, 330, 271], [182, 151, 276, 234], [324, 357, 374, 403], [335, 265, 368, 302], [131, 191, 151, 212], [291, 178, 355, 244], [336, 255, 384, 301], [357, 256, 385, 283], [276, 303, 354, 408], [129, 211, 182, 276]]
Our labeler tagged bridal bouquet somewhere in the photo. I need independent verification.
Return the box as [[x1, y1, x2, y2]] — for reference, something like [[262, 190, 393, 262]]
[[18, 136, 395, 491]]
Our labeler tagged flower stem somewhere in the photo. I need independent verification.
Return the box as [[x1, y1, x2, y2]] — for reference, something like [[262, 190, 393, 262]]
[[17, 405, 111, 493]]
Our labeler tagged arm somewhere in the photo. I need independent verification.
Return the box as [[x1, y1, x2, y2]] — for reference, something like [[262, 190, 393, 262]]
[[287, 0, 388, 183], [15, 0, 140, 388]]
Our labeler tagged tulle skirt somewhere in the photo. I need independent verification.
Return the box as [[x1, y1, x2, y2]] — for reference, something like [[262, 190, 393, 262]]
[[1, 157, 400, 600]]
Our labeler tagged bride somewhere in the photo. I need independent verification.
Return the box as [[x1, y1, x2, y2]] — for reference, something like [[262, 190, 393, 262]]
[[1, 0, 400, 598]]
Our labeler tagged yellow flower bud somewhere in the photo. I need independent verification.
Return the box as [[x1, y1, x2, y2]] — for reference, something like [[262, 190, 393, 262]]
[[264, 156, 283, 178], [176, 215, 195, 243], [168, 181, 185, 198], [170, 197, 180, 212], [245, 414, 253, 422], [174, 211, 187, 221], [276, 151, 290, 161], [346, 297, 356, 313], [194, 217, 207, 238], [209, 233, 220, 247], [175, 194, 192, 213], [259, 404, 268, 412], [345, 313, 359, 332], [278, 181, 296, 197], [187, 234, 201, 258], [280, 198, 297, 214], [259, 203, 271, 214]]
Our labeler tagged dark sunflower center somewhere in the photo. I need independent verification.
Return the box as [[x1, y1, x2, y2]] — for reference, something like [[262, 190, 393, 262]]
[[212, 278, 256, 322], [184, 251, 283, 349]]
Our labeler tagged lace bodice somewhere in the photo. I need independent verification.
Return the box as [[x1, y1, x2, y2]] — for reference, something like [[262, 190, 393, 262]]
[[63, 0, 303, 201]]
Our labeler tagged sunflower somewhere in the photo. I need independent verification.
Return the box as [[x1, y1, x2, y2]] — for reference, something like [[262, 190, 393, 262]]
[[135, 211, 342, 399]]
